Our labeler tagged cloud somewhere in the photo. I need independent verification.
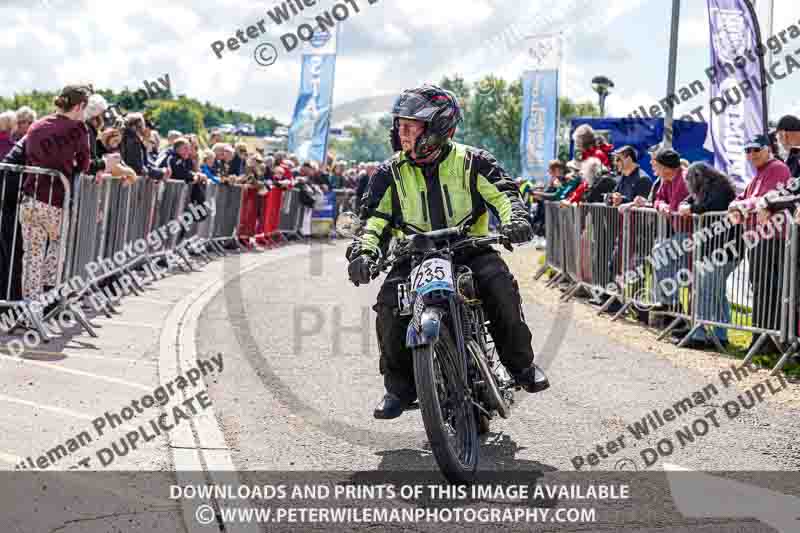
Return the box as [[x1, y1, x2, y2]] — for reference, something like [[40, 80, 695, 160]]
[[680, 15, 710, 49]]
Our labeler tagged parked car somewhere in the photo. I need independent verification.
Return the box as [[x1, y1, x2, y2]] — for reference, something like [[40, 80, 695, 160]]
[[235, 123, 255, 135]]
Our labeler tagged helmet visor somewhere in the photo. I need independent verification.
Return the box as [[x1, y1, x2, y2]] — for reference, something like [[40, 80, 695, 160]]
[[391, 93, 440, 122]]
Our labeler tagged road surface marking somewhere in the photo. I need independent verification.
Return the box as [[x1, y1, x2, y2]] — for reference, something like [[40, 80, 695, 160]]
[[0, 353, 152, 391]]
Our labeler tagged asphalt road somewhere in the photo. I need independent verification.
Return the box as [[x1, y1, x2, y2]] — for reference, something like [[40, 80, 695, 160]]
[[197, 241, 800, 532]]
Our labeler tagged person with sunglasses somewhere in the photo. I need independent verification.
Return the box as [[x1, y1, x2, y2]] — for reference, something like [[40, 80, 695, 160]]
[[728, 134, 792, 349]]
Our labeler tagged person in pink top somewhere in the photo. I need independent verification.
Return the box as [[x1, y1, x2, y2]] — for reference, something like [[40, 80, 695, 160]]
[[634, 148, 691, 310], [728, 134, 791, 343]]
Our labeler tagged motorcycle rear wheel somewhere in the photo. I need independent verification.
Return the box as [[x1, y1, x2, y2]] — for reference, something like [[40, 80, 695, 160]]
[[413, 323, 479, 484]]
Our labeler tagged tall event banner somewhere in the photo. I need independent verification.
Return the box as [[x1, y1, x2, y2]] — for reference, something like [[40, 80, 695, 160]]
[[288, 24, 339, 163], [520, 70, 559, 182], [705, 0, 769, 190]]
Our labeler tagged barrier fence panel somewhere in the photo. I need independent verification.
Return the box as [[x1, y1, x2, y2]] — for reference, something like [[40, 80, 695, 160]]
[[560, 205, 581, 296], [650, 211, 697, 340], [773, 217, 799, 373], [238, 185, 260, 246], [256, 187, 285, 246], [0, 163, 72, 338], [210, 184, 243, 246], [194, 183, 226, 257], [615, 207, 659, 321], [535, 201, 564, 285], [278, 189, 305, 240], [577, 203, 625, 313], [686, 210, 794, 369]]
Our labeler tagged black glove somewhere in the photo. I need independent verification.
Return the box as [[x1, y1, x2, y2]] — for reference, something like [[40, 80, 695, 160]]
[[348, 254, 375, 286], [501, 218, 534, 244]]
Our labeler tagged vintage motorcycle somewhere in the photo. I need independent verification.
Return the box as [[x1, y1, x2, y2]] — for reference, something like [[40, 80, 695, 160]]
[[338, 213, 521, 484]]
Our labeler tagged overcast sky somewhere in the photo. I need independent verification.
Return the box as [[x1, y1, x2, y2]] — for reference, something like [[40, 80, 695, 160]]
[[0, 0, 797, 125]]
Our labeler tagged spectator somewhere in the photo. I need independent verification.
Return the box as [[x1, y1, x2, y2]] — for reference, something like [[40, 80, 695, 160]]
[[20, 85, 91, 301], [329, 161, 346, 189], [159, 137, 207, 241], [120, 113, 169, 180], [263, 155, 275, 182], [13, 106, 36, 142], [200, 149, 220, 184], [776, 114, 800, 178], [187, 134, 201, 172], [229, 142, 248, 177], [562, 157, 615, 205], [643, 148, 690, 312], [355, 165, 371, 213], [167, 130, 182, 145], [221, 144, 237, 182], [530, 160, 564, 240], [609, 146, 651, 206], [83, 95, 125, 176], [142, 120, 158, 158], [518, 177, 536, 219], [728, 134, 792, 344], [0, 111, 17, 158], [678, 162, 737, 348], [0, 135, 26, 301], [211, 143, 228, 178], [208, 129, 223, 149], [538, 161, 582, 202], [573, 124, 610, 168]]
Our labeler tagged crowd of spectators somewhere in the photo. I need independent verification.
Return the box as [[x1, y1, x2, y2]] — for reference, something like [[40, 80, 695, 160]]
[[0, 83, 378, 322], [524, 118, 800, 355]]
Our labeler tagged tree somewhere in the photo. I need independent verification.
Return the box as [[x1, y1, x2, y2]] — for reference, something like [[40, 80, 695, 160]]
[[147, 101, 204, 135], [332, 116, 393, 162]]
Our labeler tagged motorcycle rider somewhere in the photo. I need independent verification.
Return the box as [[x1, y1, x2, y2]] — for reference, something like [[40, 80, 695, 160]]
[[345, 85, 549, 420]]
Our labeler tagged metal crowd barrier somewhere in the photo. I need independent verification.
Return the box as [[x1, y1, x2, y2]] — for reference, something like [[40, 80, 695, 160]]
[[277, 189, 305, 240], [534, 201, 565, 285], [561, 206, 580, 287], [210, 183, 244, 248], [0, 168, 342, 348], [0, 163, 74, 339], [614, 207, 661, 321], [779, 217, 800, 372], [685, 210, 796, 373], [539, 199, 800, 374]]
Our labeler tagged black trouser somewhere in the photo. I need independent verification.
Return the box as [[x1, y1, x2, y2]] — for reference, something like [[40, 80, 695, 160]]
[[374, 248, 535, 402], [531, 201, 546, 236], [747, 237, 785, 331]]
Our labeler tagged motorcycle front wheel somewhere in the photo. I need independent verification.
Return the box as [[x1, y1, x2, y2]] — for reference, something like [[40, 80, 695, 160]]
[[413, 322, 479, 484]]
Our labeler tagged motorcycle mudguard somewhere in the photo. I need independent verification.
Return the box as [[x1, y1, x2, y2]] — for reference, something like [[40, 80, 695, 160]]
[[405, 306, 446, 348]]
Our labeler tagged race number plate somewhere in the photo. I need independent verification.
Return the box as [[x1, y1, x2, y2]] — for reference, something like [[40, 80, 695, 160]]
[[409, 258, 454, 296], [397, 283, 412, 316]]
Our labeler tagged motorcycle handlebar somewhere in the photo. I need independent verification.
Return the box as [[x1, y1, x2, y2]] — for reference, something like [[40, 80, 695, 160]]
[[368, 232, 512, 277]]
